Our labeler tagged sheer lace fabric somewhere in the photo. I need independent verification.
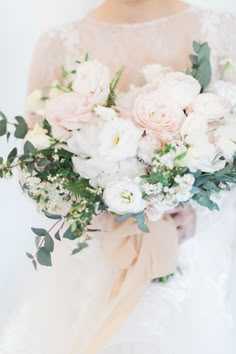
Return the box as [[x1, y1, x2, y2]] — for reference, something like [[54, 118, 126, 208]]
[[1, 5, 236, 354]]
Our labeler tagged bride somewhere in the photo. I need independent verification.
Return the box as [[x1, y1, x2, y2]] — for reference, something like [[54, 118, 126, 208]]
[[1, 1, 236, 353]]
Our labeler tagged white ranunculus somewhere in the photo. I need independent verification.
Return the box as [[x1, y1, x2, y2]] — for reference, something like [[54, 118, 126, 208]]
[[210, 80, 236, 107], [94, 105, 117, 121], [182, 132, 225, 172], [142, 64, 173, 83], [103, 178, 146, 215], [215, 124, 236, 160], [181, 112, 208, 137], [159, 72, 201, 109], [25, 123, 52, 150], [24, 90, 45, 116], [188, 93, 230, 121]]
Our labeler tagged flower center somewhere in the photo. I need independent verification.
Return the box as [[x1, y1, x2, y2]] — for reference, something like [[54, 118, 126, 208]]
[[114, 136, 120, 145], [120, 190, 134, 204]]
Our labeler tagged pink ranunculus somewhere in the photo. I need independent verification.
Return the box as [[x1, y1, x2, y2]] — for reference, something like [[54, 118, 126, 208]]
[[187, 93, 231, 121], [72, 59, 111, 105], [133, 91, 186, 142], [159, 72, 201, 109], [45, 92, 93, 131]]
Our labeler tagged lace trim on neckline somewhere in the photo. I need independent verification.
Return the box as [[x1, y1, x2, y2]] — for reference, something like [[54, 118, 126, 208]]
[[83, 5, 197, 29]]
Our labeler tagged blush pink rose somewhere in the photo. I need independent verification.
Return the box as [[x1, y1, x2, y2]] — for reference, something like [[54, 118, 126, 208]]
[[159, 72, 201, 109], [133, 91, 185, 141], [72, 59, 110, 105], [45, 92, 92, 131], [187, 93, 231, 121]]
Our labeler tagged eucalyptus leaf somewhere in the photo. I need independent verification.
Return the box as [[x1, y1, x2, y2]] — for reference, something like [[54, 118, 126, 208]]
[[43, 210, 62, 220], [7, 148, 17, 164], [26, 252, 34, 259], [0, 119, 7, 137], [44, 234, 54, 253], [31, 227, 47, 236], [14, 116, 28, 139], [63, 227, 77, 240], [71, 242, 88, 255], [36, 247, 52, 266], [24, 141, 36, 155]]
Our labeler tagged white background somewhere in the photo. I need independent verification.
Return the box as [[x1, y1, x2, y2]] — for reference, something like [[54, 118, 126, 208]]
[[0, 0, 236, 328]]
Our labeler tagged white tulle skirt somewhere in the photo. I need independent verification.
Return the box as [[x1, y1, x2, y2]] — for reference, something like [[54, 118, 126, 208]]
[[1, 192, 236, 354]]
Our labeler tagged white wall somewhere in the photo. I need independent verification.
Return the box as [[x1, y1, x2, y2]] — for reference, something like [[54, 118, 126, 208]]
[[0, 0, 235, 328]]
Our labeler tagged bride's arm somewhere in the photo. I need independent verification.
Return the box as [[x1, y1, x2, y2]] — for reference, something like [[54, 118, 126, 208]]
[[27, 30, 65, 127]]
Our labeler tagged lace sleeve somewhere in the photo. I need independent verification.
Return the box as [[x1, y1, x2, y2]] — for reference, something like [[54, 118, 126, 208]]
[[200, 10, 236, 83]]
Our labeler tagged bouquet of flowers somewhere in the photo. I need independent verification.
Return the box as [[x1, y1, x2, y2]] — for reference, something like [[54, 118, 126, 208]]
[[1, 42, 236, 268]]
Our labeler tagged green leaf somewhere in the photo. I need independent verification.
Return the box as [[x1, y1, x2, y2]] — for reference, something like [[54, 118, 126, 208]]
[[175, 151, 187, 161], [36, 247, 52, 266], [63, 227, 77, 240], [198, 42, 211, 62], [14, 116, 28, 139], [26, 252, 34, 259], [7, 148, 17, 164], [35, 236, 42, 249], [193, 41, 201, 54], [0, 118, 7, 137], [43, 210, 62, 220], [44, 234, 54, 253], [54, 230, 61, 241], [24, 141, 36, 155], [31, 227, 48, 236], [115, 213, 132, 223], [32, 259, 37, 271], [189, 54, 198, 66], [71, 242, 88, 255], [195, 58, 212, 91], [138, 223, 150, 233]]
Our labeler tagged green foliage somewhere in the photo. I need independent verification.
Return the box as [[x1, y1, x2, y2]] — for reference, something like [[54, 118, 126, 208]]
[[71, 242, 88, 255], [14, 116, 28, 139], [187, 41, 212, 92], [106, 66, 125, 107], [36, 247, 52, 266]]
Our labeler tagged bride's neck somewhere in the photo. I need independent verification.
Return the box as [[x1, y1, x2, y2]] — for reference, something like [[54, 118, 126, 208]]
[[89, 0, 188, 24]]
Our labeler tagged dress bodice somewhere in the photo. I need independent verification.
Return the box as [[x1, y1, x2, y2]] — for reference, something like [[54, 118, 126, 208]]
[[28, 5, 236, 93]]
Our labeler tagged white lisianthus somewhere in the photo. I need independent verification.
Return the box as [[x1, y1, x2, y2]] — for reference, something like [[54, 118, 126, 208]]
[[182, 132, 225, 172], [97, 118, 142, 161], [68, 118, 142, 163], [215, 124, 236, 160], [90, 158, 145, 188], [142, 64, 173, 83], [103, 178, 146, 215], [137, 135, 162, 164], [24, 90, 45, 116], [94, 105, 117, 120], [181, 112, 208, 136], [25, 123, 52, 150], [72, 156, 118, 179]]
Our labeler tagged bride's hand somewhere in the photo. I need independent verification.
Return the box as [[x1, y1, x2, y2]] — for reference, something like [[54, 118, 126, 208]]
[[168, 205, 196, 244]]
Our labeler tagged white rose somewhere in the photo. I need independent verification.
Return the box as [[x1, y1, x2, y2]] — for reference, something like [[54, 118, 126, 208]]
[[159, 72, 201, 109], [103, 178, 146, 215], [142, 64, 173, 83], [215, 123, 236, 160], [188, 93, 230, 121], [182, 132, 225, 172], [94, 105, 117, 121], [181, 112, 208, 137], [25, 123, 52, 150], [24, 90, 45, 116]]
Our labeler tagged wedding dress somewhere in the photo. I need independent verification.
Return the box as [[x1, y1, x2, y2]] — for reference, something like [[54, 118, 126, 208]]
[[1, 5, 236, 354]]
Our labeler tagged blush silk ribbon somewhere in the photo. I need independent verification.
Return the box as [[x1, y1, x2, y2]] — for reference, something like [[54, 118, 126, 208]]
[[70, 213, 178, 354]]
